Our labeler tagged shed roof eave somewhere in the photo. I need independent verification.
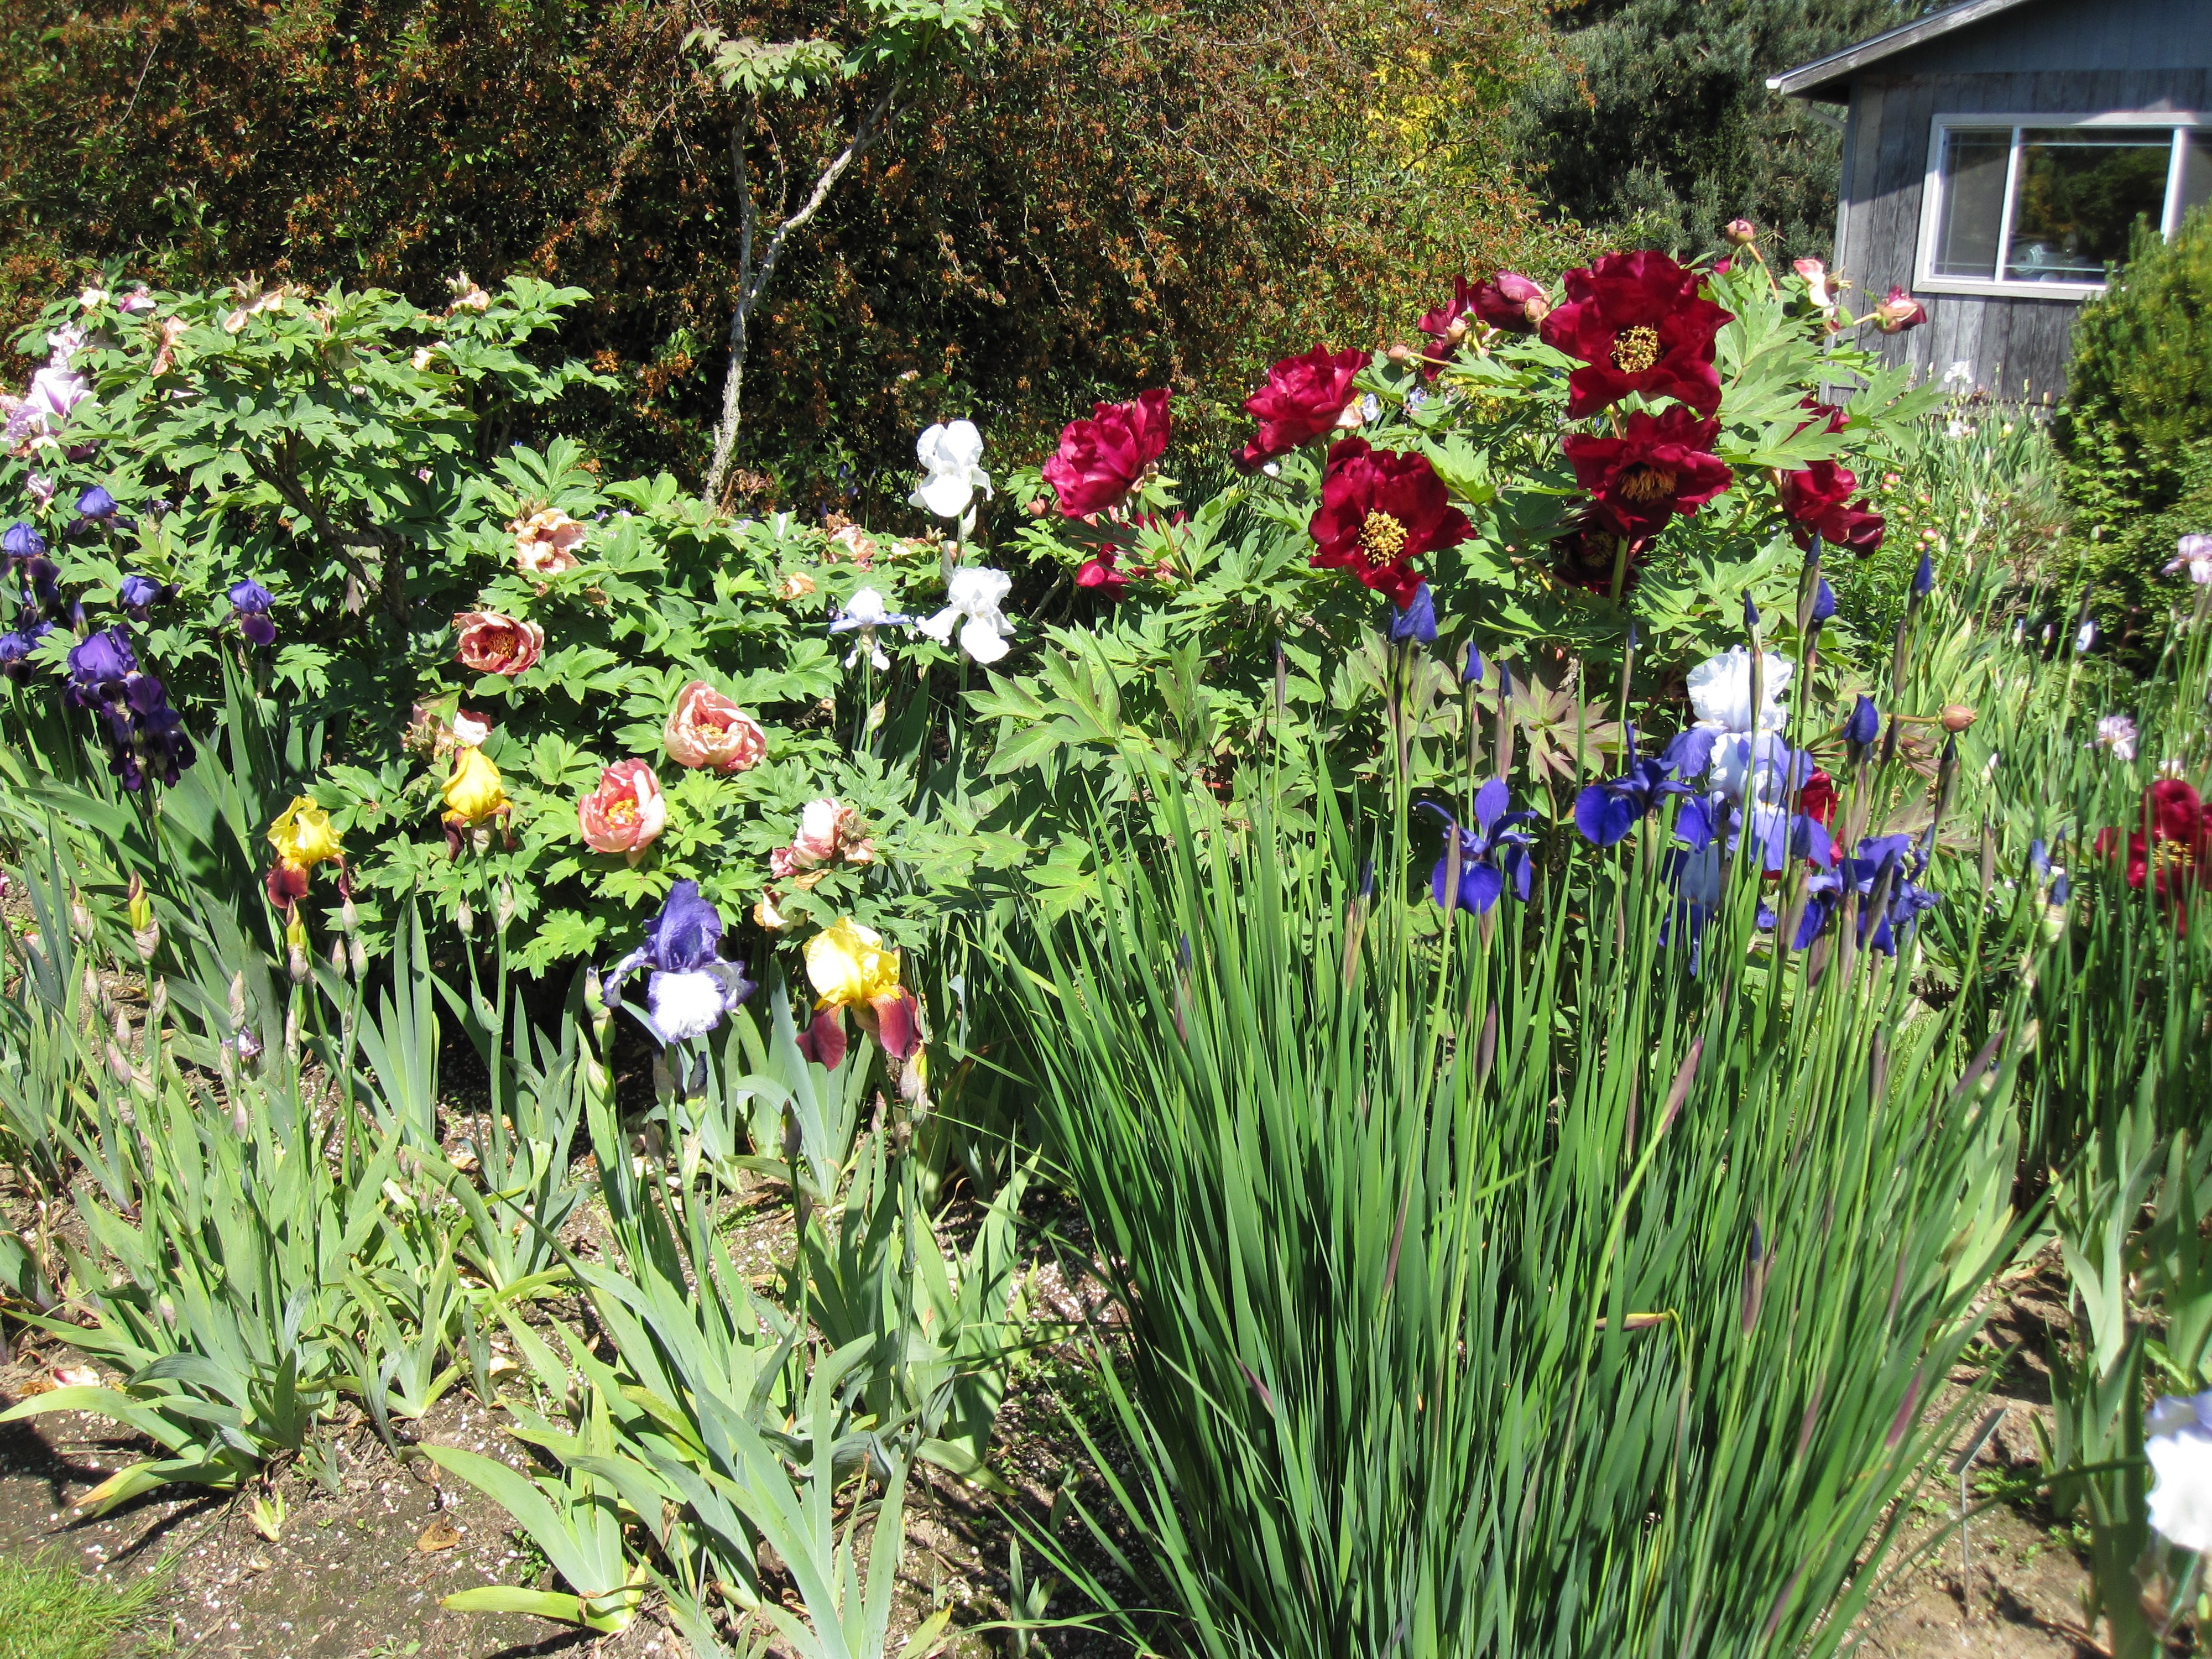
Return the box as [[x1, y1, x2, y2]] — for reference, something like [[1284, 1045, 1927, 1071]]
[[1766, 0, 2043, 98]]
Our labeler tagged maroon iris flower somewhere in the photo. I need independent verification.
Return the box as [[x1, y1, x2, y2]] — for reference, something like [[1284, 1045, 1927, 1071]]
[[1043, 389, 1172, 518], [1239, 345, 1364, 467], [1540, 251, 1733, 419], [1307, 439, 1472, 609], [1561, 405, 1734, 539]]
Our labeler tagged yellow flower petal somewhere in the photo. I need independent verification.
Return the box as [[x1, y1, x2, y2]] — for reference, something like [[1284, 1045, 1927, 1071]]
[[441, 747, 508, 826], [805, 917, 901, 1011], [268, 796, 344, 867]]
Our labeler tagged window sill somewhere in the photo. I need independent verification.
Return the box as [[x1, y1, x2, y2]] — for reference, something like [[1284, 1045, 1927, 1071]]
[[1908, 276, 2107, 301]]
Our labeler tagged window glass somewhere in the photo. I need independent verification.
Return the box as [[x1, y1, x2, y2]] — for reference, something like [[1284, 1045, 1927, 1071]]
[[2005, 127, 2173, 281], [2182, 130, 2212, 224], [1932, 127, 2011, 279]]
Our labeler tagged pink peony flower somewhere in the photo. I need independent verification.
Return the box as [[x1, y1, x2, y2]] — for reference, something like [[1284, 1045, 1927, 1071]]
[[513, 507, 586, 576], [1871, 286, 1927, 333], [577, 759, 667, 862], [769, 798, 870, 880], [452, 609, 544, 676], [1043, 389, 1171, 518], [663, 681, 766, 773]]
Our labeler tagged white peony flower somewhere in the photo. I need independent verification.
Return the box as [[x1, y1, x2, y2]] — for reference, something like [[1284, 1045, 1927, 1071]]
[[2095, 714, 2138, 761], [910, 420, 993, 520], [2147, 1392, 2212, 1553], [917, 566, 1015, 664], [2165, 533, 2212, 586], [828, 585, 915, 671]]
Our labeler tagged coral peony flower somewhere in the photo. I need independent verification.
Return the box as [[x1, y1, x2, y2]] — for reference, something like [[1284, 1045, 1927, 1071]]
[[578, 759, 667, 862], [603, 880, 755, 1046], [1540, 251, 1733, 418], [805, 917, 922, 1059], [1043, 389, 1171, 518], [1307, 438, 1472, 609], [910, 420, 993, 520], [512, 508, 586, 576], [1238, 345, 1365, 467], [452, 609, 544, 676], [441, 746, 509, 827], [1871, 286, 1927, 333], [917, 566, 1016, 663], [1562, 404, 1734, 539], [663, 680, 767, 773]]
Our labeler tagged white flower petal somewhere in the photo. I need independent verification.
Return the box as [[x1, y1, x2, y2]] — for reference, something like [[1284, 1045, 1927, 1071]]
[[2147, 1399, 2212, 1552], [917, 471, 975, 520], [939, 419, 985, 469], [916, 606, 959, 646], [647, 970, 729, 1042], [959, 615, 1010, 664]]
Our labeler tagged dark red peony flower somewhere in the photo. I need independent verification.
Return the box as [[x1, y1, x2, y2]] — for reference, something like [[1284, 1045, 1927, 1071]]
[[1239, 345, 1365, 468], [1561, 404, 1735, 539], [1799, 769, 1837, 826], [1471, 272, 1551, 335], [1077, 548, 1130, 599], [2098, 780, 2212, 915], [1550, 522, 1651, 594], [1540, 251, 1733, 419], [1044, 388, 1172, 517], [1778, 404, 1886, 554], [1307, 438, 1472, 608]]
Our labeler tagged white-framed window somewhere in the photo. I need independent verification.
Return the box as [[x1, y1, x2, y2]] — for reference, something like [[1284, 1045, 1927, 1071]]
[[1916, 113, 2212, 299]]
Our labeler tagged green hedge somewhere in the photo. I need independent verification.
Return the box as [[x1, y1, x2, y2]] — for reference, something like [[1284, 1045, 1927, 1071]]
[[2052, 206, 2212, 630]]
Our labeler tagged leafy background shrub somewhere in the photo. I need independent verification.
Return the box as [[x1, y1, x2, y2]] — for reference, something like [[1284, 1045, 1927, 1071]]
[[2052, 207, 2212, 645], [0, 0, 1579, 504]]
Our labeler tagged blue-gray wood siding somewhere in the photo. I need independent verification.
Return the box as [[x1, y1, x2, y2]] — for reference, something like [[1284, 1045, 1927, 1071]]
[[1826, 0, 2212, 399]]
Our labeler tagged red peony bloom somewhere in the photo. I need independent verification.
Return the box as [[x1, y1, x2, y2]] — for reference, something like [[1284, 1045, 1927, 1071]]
[[2097, 780, 2212, 912], [1561, 404, 1735, 538], [1798, 769, 1837, 826], [1550, 522, 1651, 594], [1307, 438, 1472, 608], [1239, 345, 1365, 467], [1778, 405, 1886, 555], [1540, 251, 1734, 419], [1473, 272, 1550, 335], [1044, 388, 1172, 517], [1077, 548, 1130, 599], [1871, 286, 1928, 333]]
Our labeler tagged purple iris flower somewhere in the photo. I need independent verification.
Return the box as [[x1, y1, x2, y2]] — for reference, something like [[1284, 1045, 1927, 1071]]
[[1417, 779, 1536, 915], [1811, 578, 1836, 627], [1574, 755, 1677, 848], [228, 577, 277, 646], [76, 487, 117, 521], [1843, 694, 1880, 753], [603, 879, 757, 1045], [1463, 640, 1484, 685], [1389, 583, 1437, 647], [2, 522, 45, 564], [114, 672, 195, 790], [1911, 551, 1933, 599], [17, 555, 60, 615], [1792, 833, 1940, 953], [1662, 728, 1717, 778], [64, 625, 137, 708], [0, 620, 53, 682], [116, 572, 173, 621]]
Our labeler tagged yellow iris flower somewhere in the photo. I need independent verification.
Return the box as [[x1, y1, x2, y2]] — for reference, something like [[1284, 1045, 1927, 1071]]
[[805, 917, 902, 1011], [441, 747, 509, 826], [267, 796, 345, 868]]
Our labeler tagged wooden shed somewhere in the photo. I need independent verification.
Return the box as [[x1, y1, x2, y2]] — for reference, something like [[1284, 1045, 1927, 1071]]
[[1769, 0, 2212, 399]]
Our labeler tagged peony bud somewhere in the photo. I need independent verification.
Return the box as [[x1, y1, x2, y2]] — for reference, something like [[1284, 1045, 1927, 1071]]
[[1724, 218, 1757, 247], [1940, 703, 1977, 732]]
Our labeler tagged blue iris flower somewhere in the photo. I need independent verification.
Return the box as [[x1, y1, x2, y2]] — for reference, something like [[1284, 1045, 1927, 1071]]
[[117, 572, 173, 622], [228, 577, 277, 646], [603, 880, 758, 1045], [1418, 779, 1536, 915], [1792, 833, 1940, 953], [1389, 582, 1438, 646]]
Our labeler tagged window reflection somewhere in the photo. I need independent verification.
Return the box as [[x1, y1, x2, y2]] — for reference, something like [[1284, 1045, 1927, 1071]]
[[2005, 128, 2172, 282]]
